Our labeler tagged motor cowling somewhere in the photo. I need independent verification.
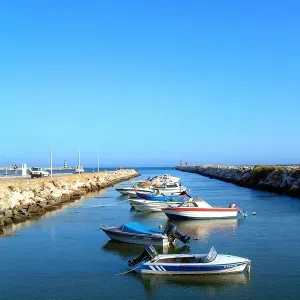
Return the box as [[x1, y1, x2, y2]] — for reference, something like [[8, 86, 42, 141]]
[[164, 223, 190, 244], [128, 245, 158, 267]]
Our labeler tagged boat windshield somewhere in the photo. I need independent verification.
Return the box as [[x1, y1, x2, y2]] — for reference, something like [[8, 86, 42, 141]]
[[178, 201, 198, 208], [204, 247, 218, 263]]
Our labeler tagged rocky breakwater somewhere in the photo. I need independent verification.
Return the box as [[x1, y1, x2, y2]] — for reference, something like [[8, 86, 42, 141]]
[[175, 165, 300, 198], [0, 169, 139, 235]]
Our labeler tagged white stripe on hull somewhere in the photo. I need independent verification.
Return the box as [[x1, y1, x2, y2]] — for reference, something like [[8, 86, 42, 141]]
[[141, 264, 247, 275]]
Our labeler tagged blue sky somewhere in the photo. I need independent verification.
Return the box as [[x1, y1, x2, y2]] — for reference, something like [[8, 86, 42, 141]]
[[0, 0, 299, 167]]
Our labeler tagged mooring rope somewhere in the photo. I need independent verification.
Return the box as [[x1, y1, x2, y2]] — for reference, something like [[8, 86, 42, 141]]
[[115, 264, 141, 275]]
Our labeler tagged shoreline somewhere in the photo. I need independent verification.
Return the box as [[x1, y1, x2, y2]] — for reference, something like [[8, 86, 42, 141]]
[[175, 165, 300, 198], [0, 169, 139, 235]]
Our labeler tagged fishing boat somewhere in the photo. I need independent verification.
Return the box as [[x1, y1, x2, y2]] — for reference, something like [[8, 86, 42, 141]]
[[136, 191, 188, 202], [100, 222, 190, 246], [162, 198, 241, 220], [128, 245, 251, 275], [129, 199, 184, 212]]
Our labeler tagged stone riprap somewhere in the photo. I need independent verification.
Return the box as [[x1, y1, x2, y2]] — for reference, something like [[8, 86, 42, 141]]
[[175, 165, 300, 198], [0, 169, 139, 235]]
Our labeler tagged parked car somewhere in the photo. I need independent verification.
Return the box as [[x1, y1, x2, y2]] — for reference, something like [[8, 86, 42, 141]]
[[30, 167, 50, 178]]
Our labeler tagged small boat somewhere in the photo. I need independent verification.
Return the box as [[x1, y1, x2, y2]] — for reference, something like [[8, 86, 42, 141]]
[[129, 199, 184, 212], [115, 177, 185, 198], [152, 182, 187, 195], [149, 174, 180, 184], [162, 198, 240, 220], [115, 186, 153, 197], [128, 245, 251, 275], [136, 191, 188, 202], [100, 222, 190, 246]]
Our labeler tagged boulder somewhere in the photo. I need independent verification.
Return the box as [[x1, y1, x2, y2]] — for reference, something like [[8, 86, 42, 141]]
[[9, 192, 25, 208], [3, 218, 12, 226], [51, 190, 63, 199], [38, 189, 51, 198], [22, 190, 34, 198], [13, 214, 28, 223], [3, 210, 12, 218], [43, 182, 56, 192], [27, 206, 40, 213], [60, 194, 71, 202], [34, 196, 47, 203], [70, 191, 82, 201]]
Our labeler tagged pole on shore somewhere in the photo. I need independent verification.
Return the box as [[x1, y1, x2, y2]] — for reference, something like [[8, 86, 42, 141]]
[[78, 150, 81, 168], [98, 154, 100, 173], [50, 148, 53, 177]]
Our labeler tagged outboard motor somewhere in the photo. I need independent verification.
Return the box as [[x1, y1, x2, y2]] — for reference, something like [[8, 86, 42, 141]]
[[128, 245, 158, 267], [164, 223, 190, 244]]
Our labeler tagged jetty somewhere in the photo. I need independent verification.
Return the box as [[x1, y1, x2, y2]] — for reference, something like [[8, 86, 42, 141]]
[[175, 164, 300, 198], [0, 169, 139, 235]]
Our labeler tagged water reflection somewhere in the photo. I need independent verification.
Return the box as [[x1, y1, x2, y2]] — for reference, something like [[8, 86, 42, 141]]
[[134, 272, 249, 295], [130, 211, 167, 222], [168, 219, 241, 239], [102, 240, 190, 259], [2, 191, 104, 236]]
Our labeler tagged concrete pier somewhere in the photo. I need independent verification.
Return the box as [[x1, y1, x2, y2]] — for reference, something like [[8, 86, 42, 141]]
[[175, 165, 300, 198], [0, 169, 139, 235]]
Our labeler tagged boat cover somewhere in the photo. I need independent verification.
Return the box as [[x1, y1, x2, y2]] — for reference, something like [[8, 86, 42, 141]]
[[121, 222, 163, 235]]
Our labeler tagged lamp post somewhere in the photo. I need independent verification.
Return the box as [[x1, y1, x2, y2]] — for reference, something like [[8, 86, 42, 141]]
[[50, 148, 53, 177]]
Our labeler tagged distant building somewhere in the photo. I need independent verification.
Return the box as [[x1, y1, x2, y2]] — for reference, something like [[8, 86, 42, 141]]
[[64, 160, 67, 169]]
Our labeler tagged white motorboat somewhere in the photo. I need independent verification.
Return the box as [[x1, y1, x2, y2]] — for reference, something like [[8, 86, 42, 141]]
[[129, 199, 184, 212], [128, 245, 251, 275], [115, 187, 154, 197], [162, 198, 240, 220], [152, 182, 187, 195], [115, 175, 185, 198], [149, 174, 180, 184]]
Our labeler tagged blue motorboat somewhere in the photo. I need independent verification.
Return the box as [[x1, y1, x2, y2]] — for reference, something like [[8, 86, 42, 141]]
[[100, 222, 190, 246], [136, 191, 188, 202], [128, 245, 251, 275]]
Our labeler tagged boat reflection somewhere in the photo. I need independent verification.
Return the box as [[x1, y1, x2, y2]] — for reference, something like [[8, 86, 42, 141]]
[[168, 219, 241, 239], [133, 272, 249, 295], [102, 240, 190, 259], [130, 211, 167, 222]]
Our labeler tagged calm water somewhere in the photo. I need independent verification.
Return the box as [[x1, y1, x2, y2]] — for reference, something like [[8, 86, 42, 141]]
[[1, 167, 300, 300]]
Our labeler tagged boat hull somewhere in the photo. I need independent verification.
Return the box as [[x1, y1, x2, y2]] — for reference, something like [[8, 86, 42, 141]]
[[116, 187, 153, 197], [129, 199, 182, 212], [163, 208, 238, 220], [101, 227, 168, 246], [139, 262, 248, 275], [136, 192, 186, 202]]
